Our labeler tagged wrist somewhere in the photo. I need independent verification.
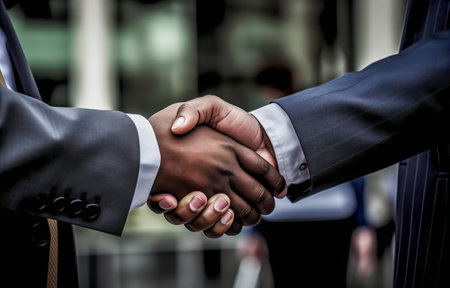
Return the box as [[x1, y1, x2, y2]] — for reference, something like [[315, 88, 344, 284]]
[[261, 125, 278, 169], [250, 103, 310, 186]]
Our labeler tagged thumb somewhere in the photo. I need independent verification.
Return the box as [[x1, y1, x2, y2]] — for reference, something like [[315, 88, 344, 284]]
[[170, 103, 200, 135], [147, 193, 178, 214], [171, 95, 226, 135]]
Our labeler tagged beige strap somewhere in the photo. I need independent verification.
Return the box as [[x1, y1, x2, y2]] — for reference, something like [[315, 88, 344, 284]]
[[47, 219, 58, 288], [0, 68, 6, 87]]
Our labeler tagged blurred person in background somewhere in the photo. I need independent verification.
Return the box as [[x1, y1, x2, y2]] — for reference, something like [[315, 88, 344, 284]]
[[255, 63, 295, 103], [0, 1, 286, 287], [347, 164, 397, 288]]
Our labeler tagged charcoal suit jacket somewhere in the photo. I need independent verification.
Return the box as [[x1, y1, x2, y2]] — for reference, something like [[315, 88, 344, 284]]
[[0, 1, 141, 287], [277, 0, 449, 287]]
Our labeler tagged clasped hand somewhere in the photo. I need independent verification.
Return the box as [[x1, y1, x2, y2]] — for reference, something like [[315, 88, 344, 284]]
[[147, 97, 286, 237]]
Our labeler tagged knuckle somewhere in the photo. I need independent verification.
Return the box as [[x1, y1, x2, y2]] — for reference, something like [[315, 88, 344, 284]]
[[237, 205, 253, 221], [236, 205, 261, 226], [254, 186, 268, 204], [204, 94, 220, 101], [258, 158, 270, 175], [177, 102, 187, 112], [178, 102, 195, 114]]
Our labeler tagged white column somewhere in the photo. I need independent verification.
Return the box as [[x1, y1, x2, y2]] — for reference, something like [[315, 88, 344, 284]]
[[354, 0, 406, 70], [70, 0, 116, 110], [281, 0, 324, 87]]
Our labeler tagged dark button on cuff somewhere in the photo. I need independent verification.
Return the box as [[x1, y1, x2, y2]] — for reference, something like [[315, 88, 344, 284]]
[[33, 194, 48, 213], [50, 196, 68, 214], [286, 179, 312, 203], [82, 203, 101, 221], [67, 199, 84, 217], [299, 163, 307, 171], [31, 222, 48, 247]]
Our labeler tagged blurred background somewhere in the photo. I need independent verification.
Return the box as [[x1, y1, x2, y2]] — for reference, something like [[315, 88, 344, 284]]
[[9, 0, 407, 287]]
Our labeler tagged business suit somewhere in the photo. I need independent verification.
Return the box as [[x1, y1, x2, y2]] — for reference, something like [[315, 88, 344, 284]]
[[276, 0, 449, 287], [0, 1, 141, 287], [392, 2, 450, 287]]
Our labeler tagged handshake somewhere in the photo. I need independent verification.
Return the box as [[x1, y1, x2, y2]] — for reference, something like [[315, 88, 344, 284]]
[[146, 95, 287, 238]]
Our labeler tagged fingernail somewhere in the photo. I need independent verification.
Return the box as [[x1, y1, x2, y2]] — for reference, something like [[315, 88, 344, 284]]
[[214, 198, 229, 212], [159, 199, 173, 210], [220, 211, 233, 225], [189, 196, 205, 211], [171, 116, 185, 130]]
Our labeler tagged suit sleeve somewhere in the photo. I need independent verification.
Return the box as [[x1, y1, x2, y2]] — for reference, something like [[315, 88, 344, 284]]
[[0, 87, 141, 235], [274, 30, 450, 202]]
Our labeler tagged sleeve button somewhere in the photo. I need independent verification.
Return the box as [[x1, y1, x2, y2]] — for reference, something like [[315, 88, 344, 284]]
[[82, 203, 101, 221], [33, 194, 48, 212], [50, 196, 68, 214], [299, 163, 307, 171], [31, 222, 48, 247], [67, 199, 84, 217]]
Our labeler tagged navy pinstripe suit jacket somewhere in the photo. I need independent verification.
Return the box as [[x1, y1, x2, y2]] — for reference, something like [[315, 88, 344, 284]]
[[279, 0, 449, 287], [395, 1, 450, 287]]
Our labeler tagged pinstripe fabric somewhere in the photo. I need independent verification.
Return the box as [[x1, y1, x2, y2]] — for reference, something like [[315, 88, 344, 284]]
[[279, 30, 450, 202], [395, 147, 450, 287], [394, 0, 450, 287]]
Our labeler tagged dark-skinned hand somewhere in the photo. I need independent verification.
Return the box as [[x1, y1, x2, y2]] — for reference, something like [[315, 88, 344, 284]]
[[148, 103, 285, 235]]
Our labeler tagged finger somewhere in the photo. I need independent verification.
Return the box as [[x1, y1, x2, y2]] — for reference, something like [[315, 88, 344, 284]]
[[147, 193, 178, 214], [278, 186, 288, 198], [203, 209, 234, 238], [171, 95, 227, 135], [163, 192, 207, 225], [171, 105, 198, 134], [224, 187, 262, 226], [185, 194, 230, 232], [230, 168, 275, 215], [225, 220, 243, 236], [170, 96, 281, 185], [235, 144, 286, 197]]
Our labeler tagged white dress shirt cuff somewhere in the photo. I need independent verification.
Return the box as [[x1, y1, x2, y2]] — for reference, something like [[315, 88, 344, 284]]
[[126, 114, 161, 211], [250, 103, 310, 186]]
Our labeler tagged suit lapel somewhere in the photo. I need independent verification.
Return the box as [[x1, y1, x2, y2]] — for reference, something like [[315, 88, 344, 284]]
[[0, 0, 40, 100]]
